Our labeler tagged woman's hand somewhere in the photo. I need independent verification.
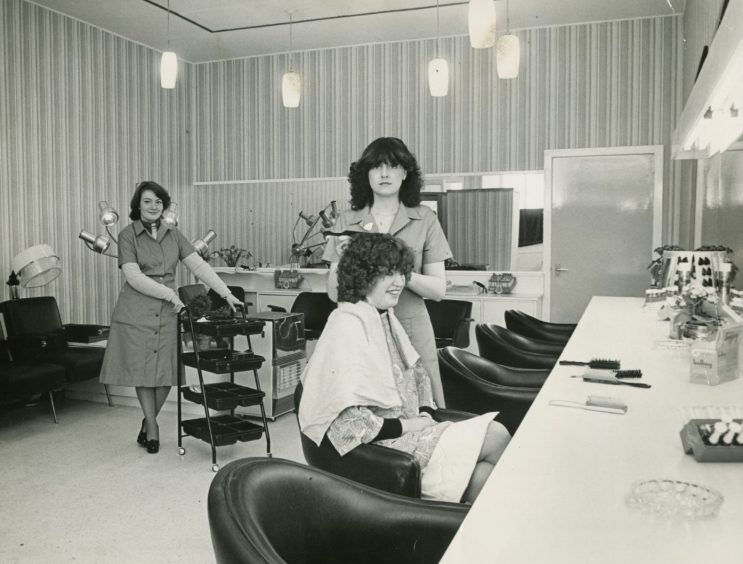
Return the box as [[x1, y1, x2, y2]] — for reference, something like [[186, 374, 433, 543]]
[[223, 293, 243, 312], [169, 293, 185, 313], [402, 416, 436, 434]]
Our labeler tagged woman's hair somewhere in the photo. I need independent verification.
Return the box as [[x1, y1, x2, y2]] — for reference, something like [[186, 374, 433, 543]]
[[347, 137, 423, 210], [337, 233, 415, 303], [129, 181, 171, 220]]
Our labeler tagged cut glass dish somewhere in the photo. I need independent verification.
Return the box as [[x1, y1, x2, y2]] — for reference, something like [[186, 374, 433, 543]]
[[626, 479, 723, 519]]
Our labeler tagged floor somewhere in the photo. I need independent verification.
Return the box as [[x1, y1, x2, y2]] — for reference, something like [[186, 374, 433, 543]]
[[0, 395, 304, 564]]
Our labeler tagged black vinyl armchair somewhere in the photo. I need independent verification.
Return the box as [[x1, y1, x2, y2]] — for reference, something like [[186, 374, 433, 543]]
[[208, 457, 468, 564], [293, 382, 473, 498], [504, 310, 576, 345], [475, 323, 561, 370], [424, 299, 473, 349], [0, 297, 111, 406], [268, 292, 337, 340]]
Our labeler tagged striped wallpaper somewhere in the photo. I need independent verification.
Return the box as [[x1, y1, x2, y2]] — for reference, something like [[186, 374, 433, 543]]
[[2, 0, 691, 326]]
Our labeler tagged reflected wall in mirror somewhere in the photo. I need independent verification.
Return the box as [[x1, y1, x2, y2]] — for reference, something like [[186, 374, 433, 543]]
[[424, 171, 545, 271]]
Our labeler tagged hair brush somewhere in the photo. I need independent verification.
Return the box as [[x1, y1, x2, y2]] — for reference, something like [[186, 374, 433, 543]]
[[613, 369, 642, 379], [559, 358, 621, 370]]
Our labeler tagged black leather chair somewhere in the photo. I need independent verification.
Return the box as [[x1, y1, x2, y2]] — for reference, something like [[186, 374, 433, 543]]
[[208, 457, 468, 564], [438, 346, 548, 435], [0, 341, 66, 423], [424, 299, 474, 349], [293, 382, 473, 498], [504, 310, 576, 345], [0, 297, 111, 405], [268, 292, 337, 340], [475, 323, 560, 369]]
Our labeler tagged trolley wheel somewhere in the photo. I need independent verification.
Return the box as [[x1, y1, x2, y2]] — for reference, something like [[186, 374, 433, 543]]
[[211, 463, 220, 473], [178, 447, 186, 456]]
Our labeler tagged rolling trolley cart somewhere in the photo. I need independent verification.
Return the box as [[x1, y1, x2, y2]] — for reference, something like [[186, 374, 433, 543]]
[[177, 305, 271, 472]]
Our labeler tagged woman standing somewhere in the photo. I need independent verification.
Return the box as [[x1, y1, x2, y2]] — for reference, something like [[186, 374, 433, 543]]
[[100, 181, 242, 453], [324, 137, 452, 406]]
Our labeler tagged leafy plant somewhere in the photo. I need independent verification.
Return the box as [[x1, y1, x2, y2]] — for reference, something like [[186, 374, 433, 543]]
[[214, 245, 251, 267]]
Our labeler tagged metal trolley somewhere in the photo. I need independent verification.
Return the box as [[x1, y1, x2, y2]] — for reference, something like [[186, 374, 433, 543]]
[[177, 306, 272, 472]]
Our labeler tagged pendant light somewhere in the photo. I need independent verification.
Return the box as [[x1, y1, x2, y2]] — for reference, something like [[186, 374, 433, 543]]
[[428, 0, 449, 97], [468, 0, 496, 49], [282, 11, 301, 108], [496, 0, 520, 79], [160, 0, 178, 89]]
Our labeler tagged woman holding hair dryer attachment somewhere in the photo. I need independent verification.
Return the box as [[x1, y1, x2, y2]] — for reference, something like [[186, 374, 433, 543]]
[[324, 137, 452, 407], [99, 181, 242, 454]]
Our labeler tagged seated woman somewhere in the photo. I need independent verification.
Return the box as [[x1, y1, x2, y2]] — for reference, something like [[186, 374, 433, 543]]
[[299, 233, 510, 503]]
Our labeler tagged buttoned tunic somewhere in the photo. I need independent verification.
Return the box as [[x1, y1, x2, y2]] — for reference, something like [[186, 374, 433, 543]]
[[99, 221, 195, 387], [323, 205, 452, 383]]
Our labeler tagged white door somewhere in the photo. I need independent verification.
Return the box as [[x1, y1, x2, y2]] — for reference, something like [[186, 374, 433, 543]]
[[543, 146, 663, 322]]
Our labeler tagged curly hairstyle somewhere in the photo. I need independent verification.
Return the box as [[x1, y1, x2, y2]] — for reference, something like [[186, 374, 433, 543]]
[[347, 137, 423, 210], [129, 181, 171, 220], [337, 233, 415, 304]]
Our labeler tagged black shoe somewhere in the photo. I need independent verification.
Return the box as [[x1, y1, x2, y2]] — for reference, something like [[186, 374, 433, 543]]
[[137, 419, 147, 447], [146, 439, 160, 454]]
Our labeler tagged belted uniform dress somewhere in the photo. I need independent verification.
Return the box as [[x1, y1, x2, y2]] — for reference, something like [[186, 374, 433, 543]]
[[100, 220, 196, 387]]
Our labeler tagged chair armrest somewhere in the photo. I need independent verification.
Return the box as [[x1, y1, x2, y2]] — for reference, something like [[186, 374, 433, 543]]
[[7, 332, 66, 361], [62, 324, 110, 343], [433, 408, 475, 423], [300, 434, 422, 498]]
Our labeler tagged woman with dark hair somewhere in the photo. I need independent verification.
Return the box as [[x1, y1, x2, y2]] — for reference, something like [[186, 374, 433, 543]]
[[302, 233, 509, 503], [324, 137, 452, 406], [100, 181, 242, 454]]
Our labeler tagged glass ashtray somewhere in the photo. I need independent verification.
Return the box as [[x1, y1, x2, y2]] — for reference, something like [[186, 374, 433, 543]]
[[626, 479, 723, 519]]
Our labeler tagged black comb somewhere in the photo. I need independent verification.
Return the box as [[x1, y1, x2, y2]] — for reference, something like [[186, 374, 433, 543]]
[[559, 358, 621, 370], [614, 369, 642, 379]]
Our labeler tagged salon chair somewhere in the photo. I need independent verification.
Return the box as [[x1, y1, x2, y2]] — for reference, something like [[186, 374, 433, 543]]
[[438, 346, 548, 435], [475, 323, 560, 369], [424, 299, 473, 349], [0, 340, 66, 423], [0, 297, 111, 405], [293, 382, 472, 498], [504, 309, 576, 345], [208, 457, 468, 564], [268, 292, 337, 340]]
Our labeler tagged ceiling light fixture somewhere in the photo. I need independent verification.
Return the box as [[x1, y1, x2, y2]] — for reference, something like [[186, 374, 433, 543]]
[[160, 0, 178, 89], [468, 0, 496, 49], [496, 0, 520, 79], [428, 0, 449, 97], [282, 11, 301, 108]]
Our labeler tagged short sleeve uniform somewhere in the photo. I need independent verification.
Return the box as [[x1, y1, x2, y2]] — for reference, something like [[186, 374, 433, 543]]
[[100, 221, 196, 387], [323, 205, 452, 383]]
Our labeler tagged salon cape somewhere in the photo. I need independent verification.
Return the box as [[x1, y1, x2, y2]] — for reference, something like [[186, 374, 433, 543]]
[[298, 300, 421, 446]]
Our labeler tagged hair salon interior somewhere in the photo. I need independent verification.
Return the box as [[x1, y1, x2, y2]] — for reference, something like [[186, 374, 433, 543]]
[[2, 0, 743, 562]]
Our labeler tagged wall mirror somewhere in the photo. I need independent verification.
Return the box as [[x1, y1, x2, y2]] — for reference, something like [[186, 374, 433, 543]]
[[423, 171, 545, 272]]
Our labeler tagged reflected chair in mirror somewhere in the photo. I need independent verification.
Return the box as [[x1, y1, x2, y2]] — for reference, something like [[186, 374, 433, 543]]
[[0, 340, 66, 423], [475, 324, 561, 370], [208, 457, 468, 564], [504, 310, 576, 345], [293, 382, 472, 499], [268, 292, 337, 340], [438, 346, 548, 435], [424, 299, 474, 349], [0, 297, 111, 406]]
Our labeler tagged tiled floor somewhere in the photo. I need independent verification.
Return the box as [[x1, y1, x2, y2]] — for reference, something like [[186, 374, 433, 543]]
[[0, 395, 303, 564]]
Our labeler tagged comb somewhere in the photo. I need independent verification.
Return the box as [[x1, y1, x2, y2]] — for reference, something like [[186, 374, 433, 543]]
[[559, 358, 621, 370], [614, 369, 642, 379]]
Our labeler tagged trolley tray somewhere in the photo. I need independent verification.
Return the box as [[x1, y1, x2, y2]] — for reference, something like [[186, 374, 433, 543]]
[[181, 350, 265, 373], [182, 382, 265, 410], [188, 319, 265, 338], [181, 415, 264, 446]]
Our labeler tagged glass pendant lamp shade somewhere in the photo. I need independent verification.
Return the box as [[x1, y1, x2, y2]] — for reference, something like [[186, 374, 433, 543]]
[[496, 34, 520, 79], [428, 59, 449, 97], [282, 71, 301, 108], [468, 0, 496, 48], [160, 51, 178, 89]]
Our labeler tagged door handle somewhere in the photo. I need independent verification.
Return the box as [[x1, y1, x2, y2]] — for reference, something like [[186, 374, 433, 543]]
[[554, 264, 569, 274]]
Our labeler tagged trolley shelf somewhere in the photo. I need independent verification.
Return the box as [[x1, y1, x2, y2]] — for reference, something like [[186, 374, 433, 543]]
[[180, 350, 265, 373], [189, 318, 265, 338], [181, 382, 265, 411], [181, 414, 264, 446]]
